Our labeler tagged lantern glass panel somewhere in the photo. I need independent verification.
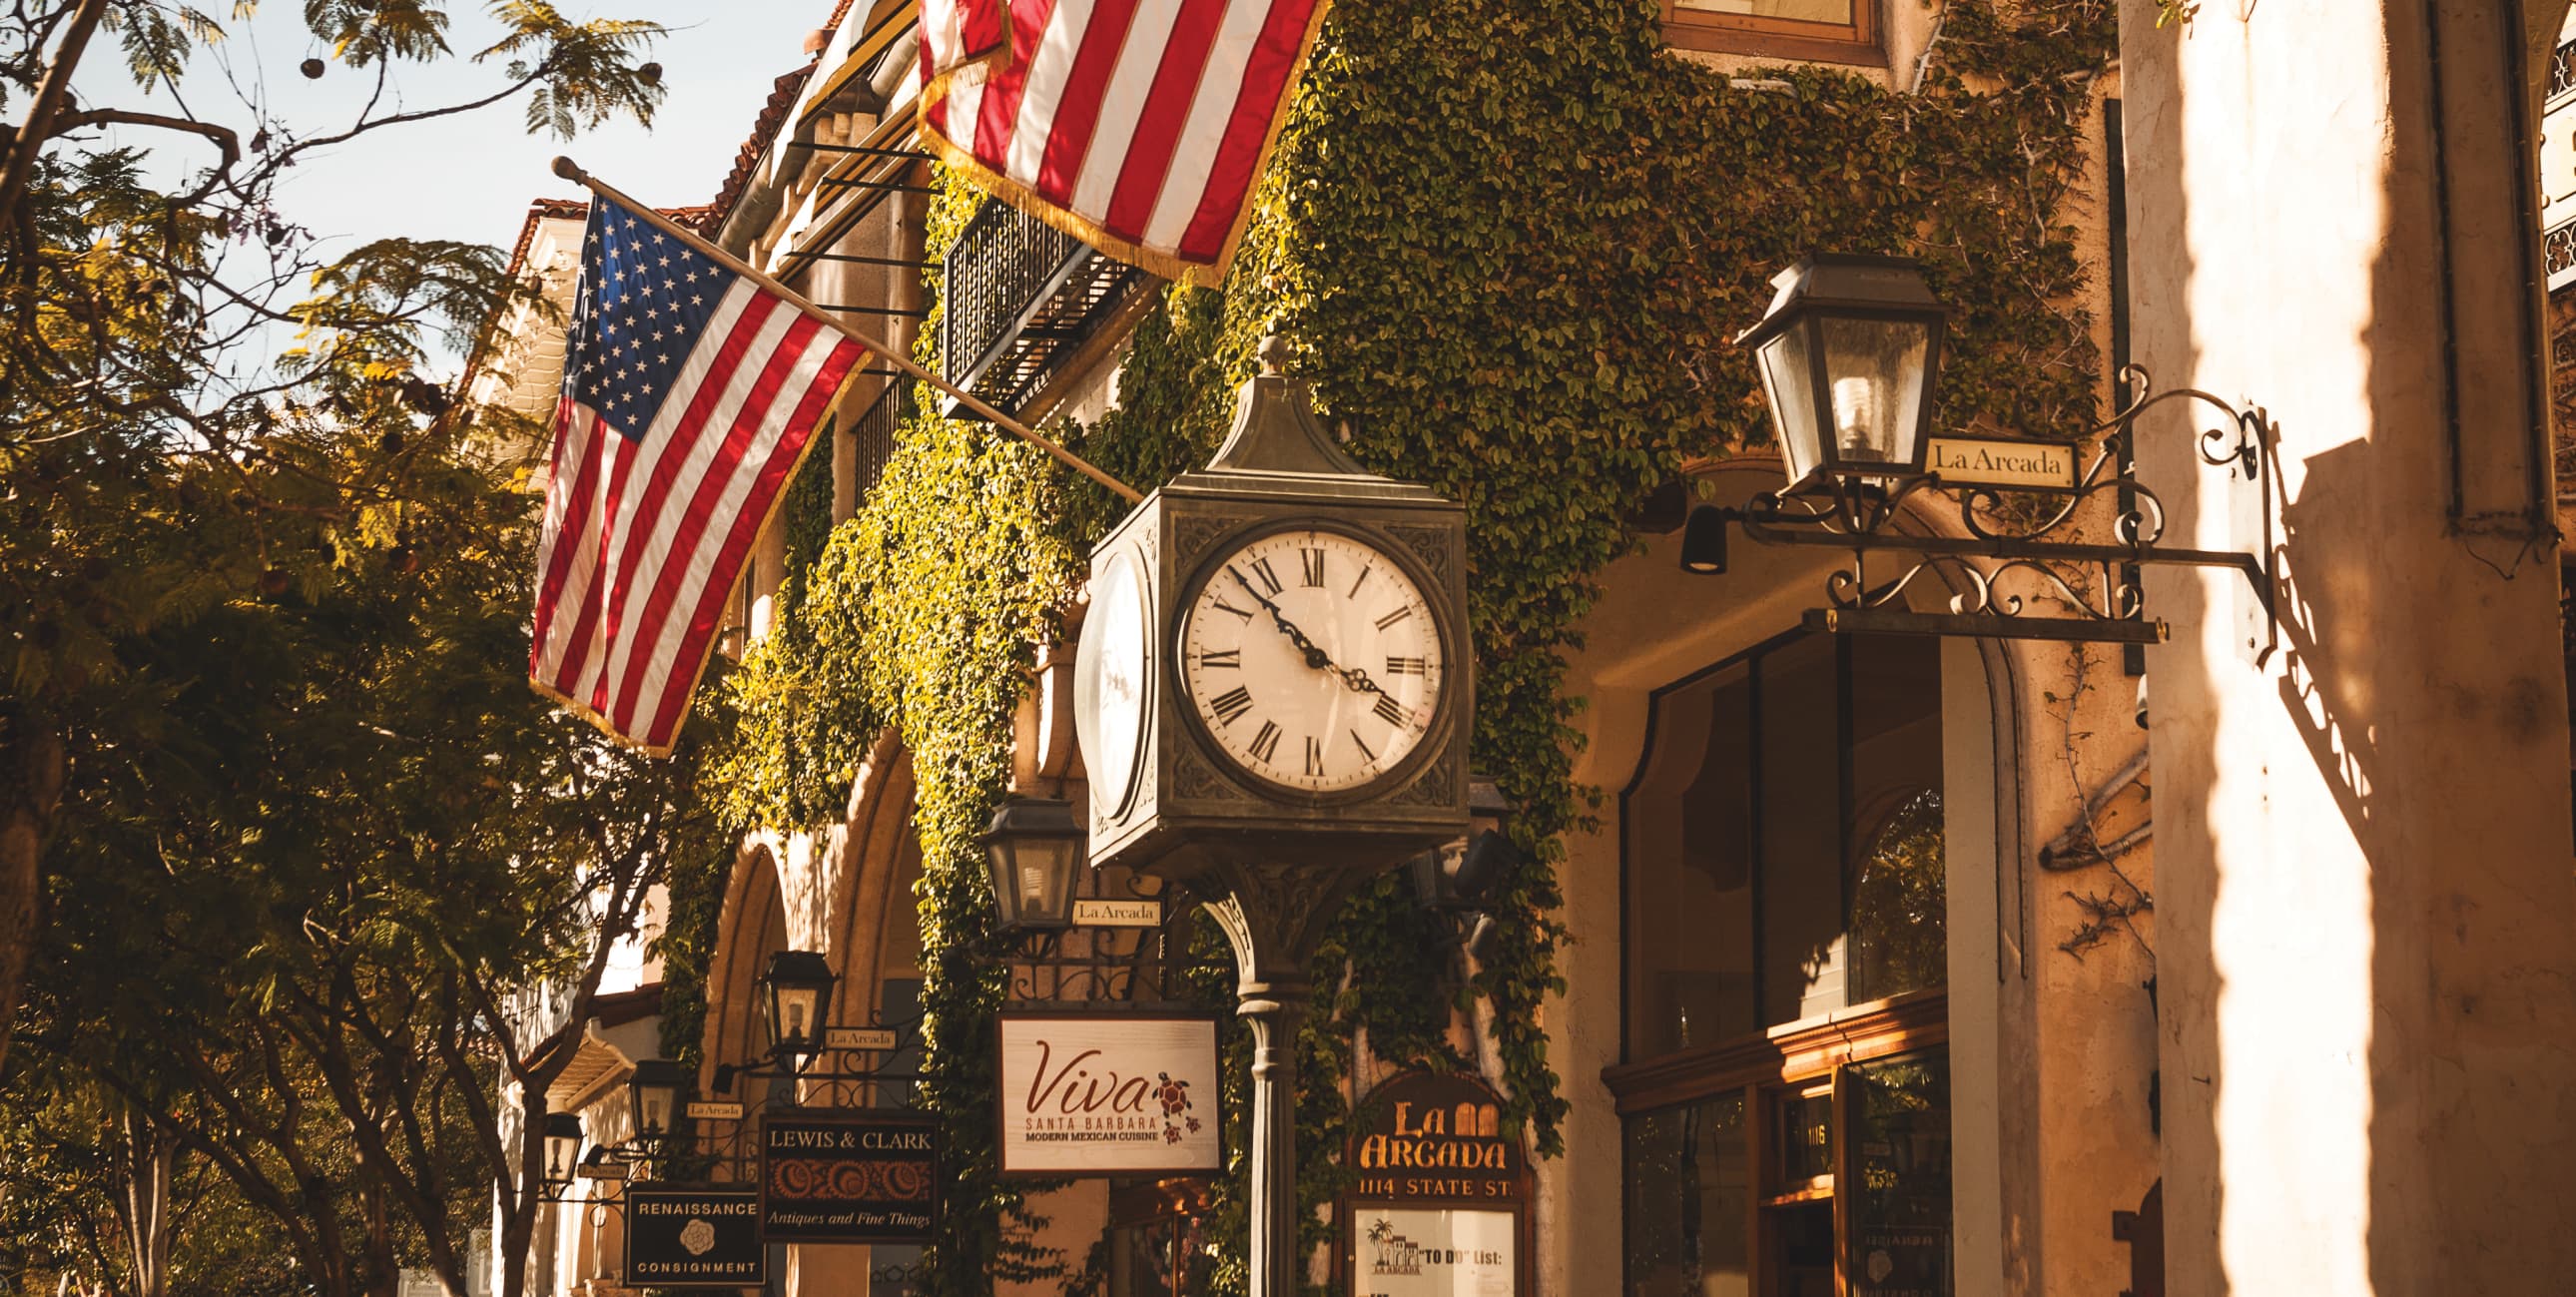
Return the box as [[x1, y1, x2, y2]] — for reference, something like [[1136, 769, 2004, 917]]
[[1816, 316, 1930, 470], [1018, 836, 1078, 923], [633, 1078, 674, 1137], [1755, 324, 1823, 484], [771, 983, 822, 1051], [543, 1114, 583, 1179]]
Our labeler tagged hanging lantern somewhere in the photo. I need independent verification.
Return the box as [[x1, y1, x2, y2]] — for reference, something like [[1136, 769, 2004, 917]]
[[1735, 254, 1948, 489]]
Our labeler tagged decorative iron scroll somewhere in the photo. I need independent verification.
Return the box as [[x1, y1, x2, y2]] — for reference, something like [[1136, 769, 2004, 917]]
[[1001, 868, 1200, 1010], [1726, 366, 2276, 653]]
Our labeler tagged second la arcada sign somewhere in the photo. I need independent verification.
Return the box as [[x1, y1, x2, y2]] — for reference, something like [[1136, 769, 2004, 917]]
[[1343, 1071, 1530, 1297]]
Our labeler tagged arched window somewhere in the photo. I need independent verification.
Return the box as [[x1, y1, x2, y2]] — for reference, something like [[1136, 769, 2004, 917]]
[[1613, 630, 1953, 1297]]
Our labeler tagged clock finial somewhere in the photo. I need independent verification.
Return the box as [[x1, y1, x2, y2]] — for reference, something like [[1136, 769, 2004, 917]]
[[1257, 333, 1290, 376]]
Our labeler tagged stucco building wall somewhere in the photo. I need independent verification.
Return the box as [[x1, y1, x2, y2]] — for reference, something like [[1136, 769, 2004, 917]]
[[2122, 0, 2576, 1291]]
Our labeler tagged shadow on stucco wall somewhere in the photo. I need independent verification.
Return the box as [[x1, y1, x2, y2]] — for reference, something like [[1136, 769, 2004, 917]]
[[2116, 1, 2224, 1288]]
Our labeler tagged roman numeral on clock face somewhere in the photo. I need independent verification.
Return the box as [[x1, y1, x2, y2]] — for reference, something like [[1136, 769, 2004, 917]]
[[1246, 558, 1284, 596], [1248, 721, 1282, 764], [1304, 735, 1325, 777], [1198, 648, 1240, 669], [1209, 686, 1254, 726], [1373, 696, 1410, 728], [1374, 606, 1414, 632], [1299, 547, 1326, 587], [1385, 656, 1427, 676]]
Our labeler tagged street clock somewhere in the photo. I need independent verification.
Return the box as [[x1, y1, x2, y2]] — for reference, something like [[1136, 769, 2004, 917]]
[[1072, 339, 1472, 882]]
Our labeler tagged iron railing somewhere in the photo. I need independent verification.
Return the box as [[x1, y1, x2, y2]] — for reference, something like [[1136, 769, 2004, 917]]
[[940, 198, 1146, 416], [2552, 39, 2576, 101], [851, 376, 913, 500]]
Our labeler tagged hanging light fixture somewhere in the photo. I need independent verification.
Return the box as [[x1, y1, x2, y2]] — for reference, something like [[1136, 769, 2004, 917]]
[[541, 1112, 584, 1190], [761, 951, 838, 1062], [1411, 778, 1516, 911], [1734, 253, 1948, 489], [627, 1058, 689, 1140], [979, 797, 1086, 933]]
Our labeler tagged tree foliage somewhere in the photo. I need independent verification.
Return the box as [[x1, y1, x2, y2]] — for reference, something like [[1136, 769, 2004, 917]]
[[0, 3, 699, 1295]]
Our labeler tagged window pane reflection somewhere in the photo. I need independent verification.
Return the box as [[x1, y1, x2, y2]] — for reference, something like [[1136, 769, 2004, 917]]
[[1624, 1092, 1750, 1297], [1625, 631, 1944, 1057], [1849, 1050, 1954, 1297]]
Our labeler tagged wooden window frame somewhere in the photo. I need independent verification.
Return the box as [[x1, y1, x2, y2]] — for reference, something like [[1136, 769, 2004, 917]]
[[1660, 0, 1882, 67], [1610, 1000, 1946, 1297], [1605, 987, 1945, 1116]]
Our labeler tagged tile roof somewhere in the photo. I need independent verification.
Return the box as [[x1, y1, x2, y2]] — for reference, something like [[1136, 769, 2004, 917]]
[[706, 64, 823, 225], [503, 197, 591, 278]]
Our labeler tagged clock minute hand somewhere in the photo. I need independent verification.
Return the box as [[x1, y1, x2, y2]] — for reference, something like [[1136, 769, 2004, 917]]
[[1227, 566, 1333, 670]]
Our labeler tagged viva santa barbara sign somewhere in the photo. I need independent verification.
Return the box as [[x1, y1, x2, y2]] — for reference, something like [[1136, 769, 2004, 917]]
[[996, 1012, 1223, 1176]]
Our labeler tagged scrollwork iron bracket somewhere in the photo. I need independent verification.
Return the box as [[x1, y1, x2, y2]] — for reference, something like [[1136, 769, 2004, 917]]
[[1708, 366, 2277, 660]]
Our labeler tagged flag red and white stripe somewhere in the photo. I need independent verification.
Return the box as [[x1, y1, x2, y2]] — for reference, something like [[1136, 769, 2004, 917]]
[[530, 195, 865, 754], [917, 0, 1332, 288]]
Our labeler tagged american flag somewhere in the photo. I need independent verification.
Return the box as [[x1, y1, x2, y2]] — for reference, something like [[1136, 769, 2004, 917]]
[[529, 195, 865, 754], [917, 0, 1331, 288]]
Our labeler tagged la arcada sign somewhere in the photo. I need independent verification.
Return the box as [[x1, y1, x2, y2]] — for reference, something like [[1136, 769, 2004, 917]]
[[1924, 433, 2080, 490], [1348, 1070, 1525, 1204], [1343, 1071, 1530, 1297]]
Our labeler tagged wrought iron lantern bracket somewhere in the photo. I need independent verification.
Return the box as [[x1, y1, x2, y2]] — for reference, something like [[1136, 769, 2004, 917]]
[[1000, 869, 1199, 1010], [1695, 366, 2277, 658]]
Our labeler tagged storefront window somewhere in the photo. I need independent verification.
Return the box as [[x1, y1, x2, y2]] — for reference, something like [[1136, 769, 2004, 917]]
[[1107, 1180, 1213, 1297], [1848, 1053, 1953, 1297], [1625, 632, 1944, 1060], [1615, 630, 1951, 1296], [1625, 1092, 1750, 1296]]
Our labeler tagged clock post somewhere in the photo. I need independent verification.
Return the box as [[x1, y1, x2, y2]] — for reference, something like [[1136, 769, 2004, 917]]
[[1071, 337, 1472, 1296]]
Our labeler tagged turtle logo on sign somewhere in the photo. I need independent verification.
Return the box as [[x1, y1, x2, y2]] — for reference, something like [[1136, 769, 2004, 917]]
[[1155, 1071, 1199, 1145]]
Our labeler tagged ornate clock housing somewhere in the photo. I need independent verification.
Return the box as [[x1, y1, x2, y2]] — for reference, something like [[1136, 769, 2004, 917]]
[[1072, 347, 1472, 881], [1072, 538, 1153, 824]]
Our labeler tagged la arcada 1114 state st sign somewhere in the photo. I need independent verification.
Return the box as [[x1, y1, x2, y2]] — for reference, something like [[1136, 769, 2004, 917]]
[[1343, 1071, 1530, 1297]]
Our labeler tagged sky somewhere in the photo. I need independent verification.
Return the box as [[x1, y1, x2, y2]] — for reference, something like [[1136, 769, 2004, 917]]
[[64, 1, 834, 358]]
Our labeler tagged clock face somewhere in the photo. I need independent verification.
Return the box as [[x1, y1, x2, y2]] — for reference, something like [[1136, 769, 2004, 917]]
[[1076, 545, 1151, 819], [1178, 526, 1446, 795]]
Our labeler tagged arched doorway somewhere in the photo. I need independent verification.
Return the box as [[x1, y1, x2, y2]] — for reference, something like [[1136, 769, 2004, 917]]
[[1551, 457, 2030, 1296]]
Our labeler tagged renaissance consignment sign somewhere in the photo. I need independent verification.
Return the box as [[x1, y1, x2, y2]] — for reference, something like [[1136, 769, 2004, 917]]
[[624, 1186, 763, 1287], [996, 1012, 1223, 1177], [758, 1111, 941, 1244]]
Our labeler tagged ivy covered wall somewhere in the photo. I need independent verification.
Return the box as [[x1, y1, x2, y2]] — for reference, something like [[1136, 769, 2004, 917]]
[[697, 0, 2117, 1291]]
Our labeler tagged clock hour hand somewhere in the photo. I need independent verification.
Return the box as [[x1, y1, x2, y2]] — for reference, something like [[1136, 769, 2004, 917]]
[[1227, 566, 1334, 669], [1223, 567, 1409, 707]]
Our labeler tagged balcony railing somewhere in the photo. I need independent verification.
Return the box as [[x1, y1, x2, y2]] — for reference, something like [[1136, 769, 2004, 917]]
[[851, 376, 913, 500], [2554, 39, 2576, 102], [940, 198, 1146, 416]]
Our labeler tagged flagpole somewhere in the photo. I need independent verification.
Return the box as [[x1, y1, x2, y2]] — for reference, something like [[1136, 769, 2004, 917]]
[[551, 156, 1145, 505]]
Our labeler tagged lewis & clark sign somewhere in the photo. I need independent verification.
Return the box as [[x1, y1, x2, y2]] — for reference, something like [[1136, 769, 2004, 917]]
[[758, 1111, 940, 1244]]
